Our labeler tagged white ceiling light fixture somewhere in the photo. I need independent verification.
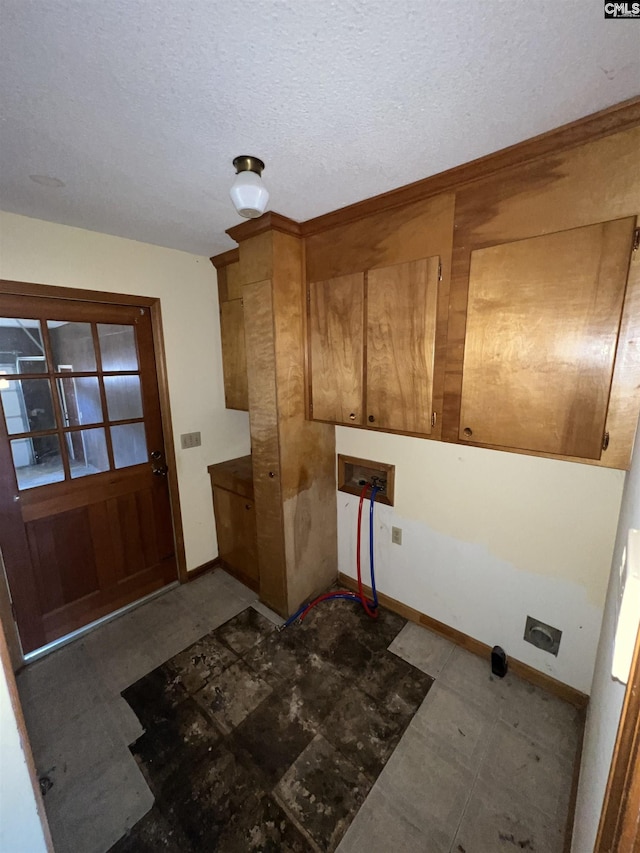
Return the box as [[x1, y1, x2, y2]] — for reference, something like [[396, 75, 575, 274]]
[[230, 155, 269, 219]]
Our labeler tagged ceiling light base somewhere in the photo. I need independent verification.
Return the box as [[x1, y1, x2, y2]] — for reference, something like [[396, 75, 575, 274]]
[[232, 156, 265, 177]]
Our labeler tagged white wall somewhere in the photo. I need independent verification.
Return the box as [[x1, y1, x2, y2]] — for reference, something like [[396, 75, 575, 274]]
[[0, 211, 250, 570], [0, 632, 49, 852], [337, 428, 625, 694], [572, 419, 640, 852]]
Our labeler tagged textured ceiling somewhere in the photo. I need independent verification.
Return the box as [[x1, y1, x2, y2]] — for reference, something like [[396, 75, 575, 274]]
[[0, 1, 638, 256]]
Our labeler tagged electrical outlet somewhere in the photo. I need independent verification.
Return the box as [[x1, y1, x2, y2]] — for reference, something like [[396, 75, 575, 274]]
[[392, 526, 402, 545], [180, 431, 201, 450]]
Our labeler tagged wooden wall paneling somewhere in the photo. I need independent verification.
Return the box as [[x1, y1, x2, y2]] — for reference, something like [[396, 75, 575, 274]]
[[308, 273, 365, 425], [445, 127, 640, 466], [242, 278, 288, 614], [152, 485, 176, 561], [367, 256, 440, 434], [118, 493, 147, 577], [219, 299, 248, 410], [26, 509, 99, 613], [271, 232, 337, 611], [88, 500, 119, 591], [137, 487, 160, 569], [459, 218, 634, 459]]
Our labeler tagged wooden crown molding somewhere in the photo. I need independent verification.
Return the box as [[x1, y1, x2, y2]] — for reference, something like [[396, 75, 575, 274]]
[[225, 211, 302, 243], [301, 95, 640, 236], [210, 248, 239, 269]]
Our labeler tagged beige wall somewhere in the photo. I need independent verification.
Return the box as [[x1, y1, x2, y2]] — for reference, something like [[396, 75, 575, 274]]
[[337, 427, 625, 693], [0, 211, 251, 571]]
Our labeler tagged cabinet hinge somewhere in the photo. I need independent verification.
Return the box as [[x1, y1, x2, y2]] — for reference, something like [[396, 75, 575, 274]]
[[602, 431, 610, 451], [309, 401, 313, 416], [633, 228, 640, 253], [438, 260, 442, 281], [306, 290, 311, 303], [431, 411, 437, 428]]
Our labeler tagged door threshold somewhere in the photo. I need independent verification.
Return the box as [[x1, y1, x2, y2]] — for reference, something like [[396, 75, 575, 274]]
[[23, 581, 180, 665]]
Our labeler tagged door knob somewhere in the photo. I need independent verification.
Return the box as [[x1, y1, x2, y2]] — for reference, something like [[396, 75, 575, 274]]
[[268, 471, 275, 478], [463, 427, 473, 437], [368, 415, 375, 423], [349, 413, 356, 420], [153, 465, 168, 476], [151, 450, 162, 460]]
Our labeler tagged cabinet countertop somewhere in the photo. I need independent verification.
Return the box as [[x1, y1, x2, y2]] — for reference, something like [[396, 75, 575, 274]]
[[207, 455, 254, 499]]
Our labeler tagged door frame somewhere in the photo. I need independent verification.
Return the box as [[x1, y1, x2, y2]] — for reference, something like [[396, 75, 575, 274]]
[[595, 618, 640, 852], [0, 279, 188, 662]]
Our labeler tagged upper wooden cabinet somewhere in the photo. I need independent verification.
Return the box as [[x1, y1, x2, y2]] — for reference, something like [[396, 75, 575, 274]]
[[309, 272, 364, 425], [219, 109, 640, 469], [212, 254, 249, 412], [459, 217, 636, 460], [367, 257, 440, 434], [308, 256, 441, 435]]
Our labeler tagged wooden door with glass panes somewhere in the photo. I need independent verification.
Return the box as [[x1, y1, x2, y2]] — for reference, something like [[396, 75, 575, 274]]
[[0, 292, 176, 654]]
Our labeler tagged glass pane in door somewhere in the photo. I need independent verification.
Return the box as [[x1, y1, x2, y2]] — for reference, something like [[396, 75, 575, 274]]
[[57, 376, 103, 426], [48, 321, 97, 372], [97, 324, 139, 371], [11, 435, 65, 489], [68, 428, 110, 478], [1, 379, 57, 434], [0, 319, 47, 372], [104, 375, 143, 421], [111, 422, 147, 468]]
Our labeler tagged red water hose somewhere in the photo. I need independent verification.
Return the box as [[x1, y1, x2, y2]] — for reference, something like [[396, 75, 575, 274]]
[[356, 482, 378, 619], [294, 481, 378, 623]]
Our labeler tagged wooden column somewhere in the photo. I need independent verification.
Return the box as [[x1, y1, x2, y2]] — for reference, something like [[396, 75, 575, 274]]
[[227, 213, 338, 616]]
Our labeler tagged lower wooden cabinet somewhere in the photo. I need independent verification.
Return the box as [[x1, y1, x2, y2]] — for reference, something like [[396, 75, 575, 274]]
[[208, 456, 258, 591]]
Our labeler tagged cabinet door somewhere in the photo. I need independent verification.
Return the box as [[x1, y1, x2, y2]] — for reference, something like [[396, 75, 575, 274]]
[[212, 486, 258, 588], [366, 256, 440, 434], [309, 273, 364, 425], [459, 217, 635, 459], [220, 298, 248, 411]]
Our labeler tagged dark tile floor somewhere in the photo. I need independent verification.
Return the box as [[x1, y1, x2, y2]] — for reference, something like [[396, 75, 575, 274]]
[[18, 571, 581, 853], [110, 601, 433, 853]]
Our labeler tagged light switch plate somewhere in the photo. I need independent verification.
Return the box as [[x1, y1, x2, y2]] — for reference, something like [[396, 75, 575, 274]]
[[180, 431, 201, 449]]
